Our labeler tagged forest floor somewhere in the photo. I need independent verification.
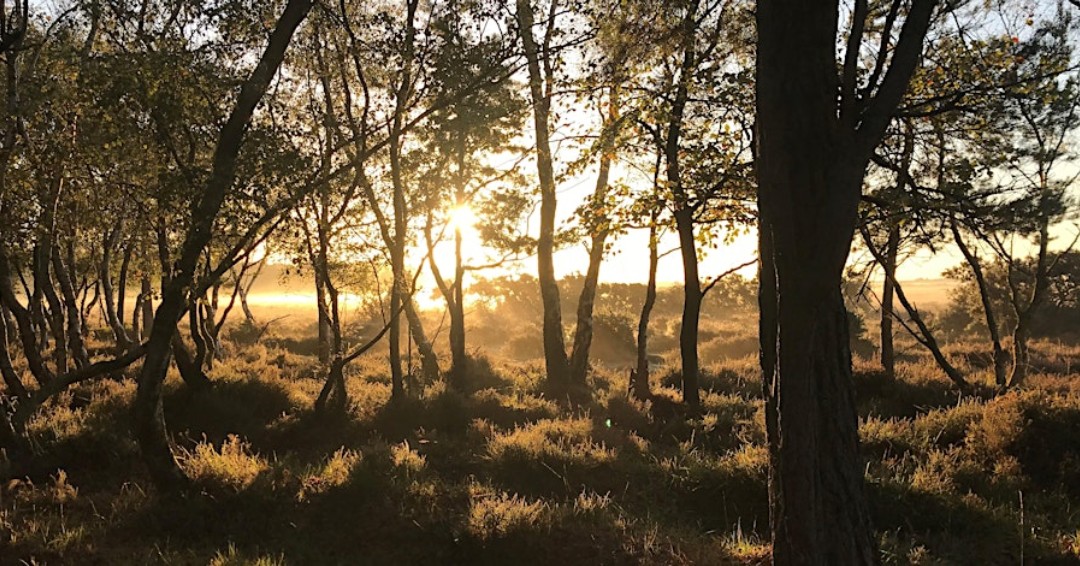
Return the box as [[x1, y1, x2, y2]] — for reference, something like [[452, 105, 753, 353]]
[[3, 329, 1080, 565]]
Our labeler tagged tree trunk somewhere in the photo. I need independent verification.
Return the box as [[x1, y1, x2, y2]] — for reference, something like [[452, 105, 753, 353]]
[[140, 276, 153, 341], [404, 298, 440, 383], [118, 242, 132, 331], [0, 303, 27, 398], [517, 0, 570, 388], [632, 218, 659, 400], [951, 220, 1007, 388], [879, 222, 898, 379], [171, 331, 212, 390], [385, 0, 420, 402], [133, 0, 312, 493], [756, 0, 896, 559], [674, 208, 702, 407], [449, 221, 467, 390], [51, 249, 89, 368], [1009, 204, 1052, 388], [861, 224, 967, 388], [35, 245, 67, 374], [0, 252, 53, 387], [569, 86, 619, 385], [101, 227, 132, 349]]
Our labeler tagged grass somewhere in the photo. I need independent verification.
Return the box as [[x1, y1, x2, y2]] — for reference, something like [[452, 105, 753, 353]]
[[3, 324, 1080, 564]]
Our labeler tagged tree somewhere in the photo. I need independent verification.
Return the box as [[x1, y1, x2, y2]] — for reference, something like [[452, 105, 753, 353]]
[[515, 0, 572, 389], [756, 0, 938, 561], [133, 0, 313, 492]]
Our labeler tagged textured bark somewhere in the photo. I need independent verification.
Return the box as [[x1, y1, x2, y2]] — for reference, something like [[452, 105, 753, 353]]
[[517, 0, 569, 387], [755, 0, 935, 560], [133, 0, 312, 492]]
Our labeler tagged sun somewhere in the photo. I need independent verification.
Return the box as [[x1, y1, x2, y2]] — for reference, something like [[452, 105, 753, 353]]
[[447, 204, 479, 235]]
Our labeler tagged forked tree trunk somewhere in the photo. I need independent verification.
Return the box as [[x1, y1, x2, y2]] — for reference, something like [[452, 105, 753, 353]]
[[51, 249, 89, 368], [404, 298, 440, 383], [101, 227, 131, 350], [133, 0, 312, 493], [1009, 207, 1052, 388]]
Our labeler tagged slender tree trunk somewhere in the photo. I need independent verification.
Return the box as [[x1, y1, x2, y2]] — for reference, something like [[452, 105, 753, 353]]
[[951, 221, 1007, 388], [101, 227, 131, 349], [879, 222, 898, 379], [449, 219, 467, 389], [675, 209, 702, 407], [118, 242, 132, 331], [0, 252, 52, 387], [404, 298, 439, 383], [1009, 209, 1051, 388], [133, 0, 312, 492], [140, 276, 153, 341], [569, 87, 619, 385], [385, 0, 420, 401], [51, 248, 89, 368], [861, 225, 967, 388], [188, 299, 209, 371], [36, 246, 67, 373], [517, 0, 570, 388], [632, 217, 659, 400], [315, 270, 331, 365], [0, 304, 27, 397]]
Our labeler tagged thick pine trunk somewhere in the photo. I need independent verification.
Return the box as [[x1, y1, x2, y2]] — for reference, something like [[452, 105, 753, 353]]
[[756, 0, 887, 560]]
